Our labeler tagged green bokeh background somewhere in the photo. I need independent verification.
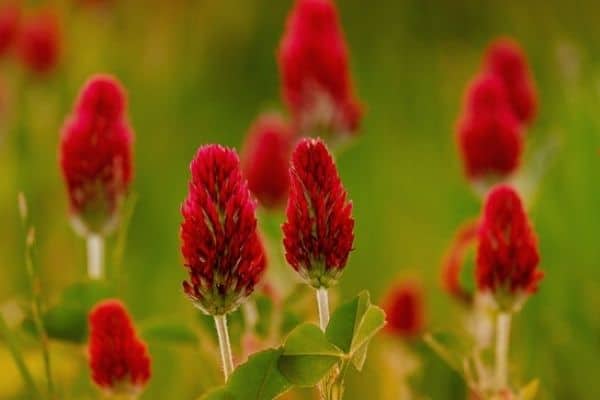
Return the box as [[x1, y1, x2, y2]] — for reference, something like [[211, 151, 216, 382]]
[[1, 0, 599, 399]]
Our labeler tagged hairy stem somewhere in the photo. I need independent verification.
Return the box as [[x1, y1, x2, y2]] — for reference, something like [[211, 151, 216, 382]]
[[316, 287, 330, 331], [495, 312, 512, 390], [87, 234, 105, 280], [214, 314, 234, 381]]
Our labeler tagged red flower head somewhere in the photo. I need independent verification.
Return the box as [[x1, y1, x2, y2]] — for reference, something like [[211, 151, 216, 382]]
[[88, 300, 151, 395], [0, 2, 20, 58], [484, 38, 537, 125], [441, 219, 478, 304], [278, 0, 362, 139], [180, 145, 267, 315], [476, 185, 543, 310], [18, 9, 60, 75], [59, 75, 134, 236], [282, 138, 354, 288], [241, 113, 294, 209], [457, 73, 523, 180], [382, 281, 425, 338]]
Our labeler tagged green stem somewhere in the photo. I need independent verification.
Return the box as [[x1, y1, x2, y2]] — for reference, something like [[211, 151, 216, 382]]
[[19, 194, 54, 398], [316, 287, 330, 331], [214, 314, 234, 381], [0, 313, 41, 399], [87, 234, 105, 280], [495, 312, 512, 390]]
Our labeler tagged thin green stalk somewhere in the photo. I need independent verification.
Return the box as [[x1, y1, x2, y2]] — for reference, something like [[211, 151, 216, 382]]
[[0, 313, 41, 398], [316, 287, 330, 331], [495, 312, 512, 390], [214, 314, 234, 381], [18, 194, 54, 398], [86, 234, 105, 280]]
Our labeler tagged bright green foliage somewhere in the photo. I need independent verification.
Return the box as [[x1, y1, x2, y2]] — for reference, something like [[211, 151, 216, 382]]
[[199, 292, 386, 399]]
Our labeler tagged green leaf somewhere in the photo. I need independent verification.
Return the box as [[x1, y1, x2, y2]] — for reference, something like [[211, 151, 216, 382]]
[[518, 379, 540, 400], [350, 342, 368, 371], [139, 319, 198, 346], [278, 323, 343, 386], [200, 348, 292, 400], [23, 281, 117, 343], [61, 281, 116, 310], [43, 305, 88, 342], [229, 348, 292, 399], [325, 291, 386, 371]]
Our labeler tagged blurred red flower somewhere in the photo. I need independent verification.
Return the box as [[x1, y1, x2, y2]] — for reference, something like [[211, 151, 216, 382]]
[[484, 38, 537, 125], [278, 0, 362, 139], [382, 281, 425, 338], [181, 145, 267, 315], [18, 9, 60, 75], [457, 73, 523, 180], [59, 75, 134, 235], [282, 138, 354, 288], [88, 300, 151, 395], [476, 185, 543, 308], [0, 2, 20, 58], [241, 113, 294, 209], [441, 219, 478, 304]]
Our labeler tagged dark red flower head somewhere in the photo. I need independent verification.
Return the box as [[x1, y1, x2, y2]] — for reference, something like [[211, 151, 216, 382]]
[[18, 9, 60, 75], [484, 38, 537, 125], [241, 113, 294, 209], [457, 73, 523, 180], [278, 0, 362, 139], [0, 2, 20, 58], [382, 281, 425, 338], [282, 138, 354, 288], [180, 145, 267, 315], [476, 185, 543, 310], [76, 75, 126, 126], [59, 75, 133, 236], [88, 300, 151, 395]]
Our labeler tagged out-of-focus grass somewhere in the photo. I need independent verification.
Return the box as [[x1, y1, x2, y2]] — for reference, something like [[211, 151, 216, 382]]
[[0, 0, 599, 399]]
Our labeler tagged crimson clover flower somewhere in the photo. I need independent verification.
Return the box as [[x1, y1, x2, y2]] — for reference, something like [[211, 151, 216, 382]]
[[18, 9, 60, 75], [241, 113, 294, 209], [0, 2, 20, 58], [484, 38, 537, 125], [278, 0, 362, 139], [476, 185, 543, 310], [282, 138, 354, 289], [88, 300, 151, 396], [180, 144, 267, 316], [456, 73, 523, 180], [60, 75, 134, 236], [382, 281, 425, 338], [441, 219, 478, 305]]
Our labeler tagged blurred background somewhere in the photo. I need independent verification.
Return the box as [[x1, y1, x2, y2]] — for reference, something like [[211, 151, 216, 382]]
[[1, 0, 599, 399]]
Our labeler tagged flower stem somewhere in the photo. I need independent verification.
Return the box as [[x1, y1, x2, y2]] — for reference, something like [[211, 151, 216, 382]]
[[316, 287, 330, 331], [87, 234, 105, 280], [0, 313, 41, 399], [19, 194, 54, 398], [495, 312, 512, 390], [214, 314, 234, 381]]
